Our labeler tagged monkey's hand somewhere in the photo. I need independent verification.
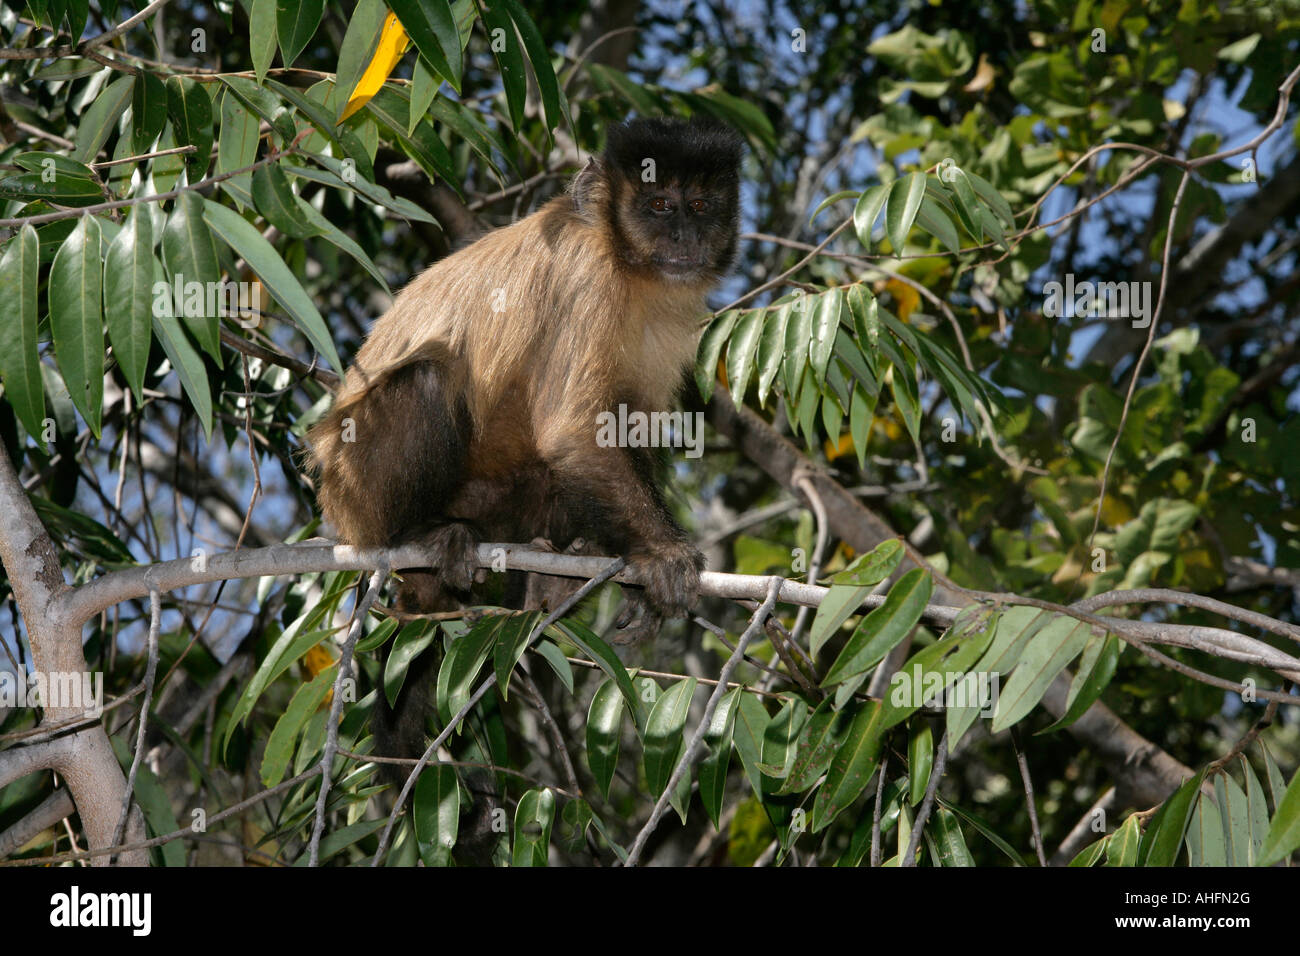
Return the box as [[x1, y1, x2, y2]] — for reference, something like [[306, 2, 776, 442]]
[[630, 540, 704, 620], [427, 521, 480, 594]]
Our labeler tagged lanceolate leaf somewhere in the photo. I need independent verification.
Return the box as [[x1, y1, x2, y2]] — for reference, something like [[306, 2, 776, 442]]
[[413, 764, 460, 867], [276, 0, 325, 69], [497, 0, 568, 136], [809, 288, 843, 385], [479, 0, 527, 131], [202, 199, 342, 372], [885, 171, 926, 253], [698, 686, 741, 827], [512, 787, 555, 867], [161, 191, 221, 362], [695, 309, 738, 401], [821, 568, 933, 686], [724, 306, 765, 402], [132, 70, 167, 153], [1258, 764, 1300, 866], [990, 616, 1092, 732], [387, 0, 462, 93], [49, 216, 104, 437], [103, 210, 154, 404], [853, 183, 889, 248], [586, 678, 625, 799], [260, 666, 333, 786], [643, 678, 697, 797], [811, 701, 883, 833], [150, 258, 214, 439], [165, 76, 214, 177], [756, 299, 792, 406], [0, 225, 46, 445], [250, 0, 277, 84]]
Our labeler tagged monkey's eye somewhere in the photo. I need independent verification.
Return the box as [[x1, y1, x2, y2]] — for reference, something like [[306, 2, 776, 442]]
[[650, 197, 673, 213], [688, 198, 708, 213]]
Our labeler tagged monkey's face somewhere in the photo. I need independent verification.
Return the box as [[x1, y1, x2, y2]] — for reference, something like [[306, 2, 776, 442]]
[[612, 174, 740, 283], [602, 116, 744, 284]]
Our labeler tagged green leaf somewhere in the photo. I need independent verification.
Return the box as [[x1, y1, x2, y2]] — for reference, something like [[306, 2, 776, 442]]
[[512, 787, 555, 866], [853, 183, 889, 248], [965, 170, 1015, 229], [695, 309, 738, 401], [74, 75, 133, 163], [149, 256, 213, 439], [252, 163, 317, 238], [821, 568, 933, 686], [533, 639, 574, 694], [879, 623, 994, 731], [497, 0, 567, 136], [362, 88, 456, 185], [103, 210, 154, 404], [832, 538, 903, 586], [1256, 765, 1300, 866], [731, 692, 769, 797], [131, 70, 167, 153], [778, 697, 852, 794], [809, 289, 842, 385], [260, 666, 334, 786], [480, 0, 527, 131], [551, 620, 647, 732], [383, 619, 439, 707], [915, 197, 960, 254], [1107, 814, 1142, 867], [216, 89, 261, 209], [388, 0, 462, 93], [929, 808, 975, 866], [990, 617, 1092, 732], [811, 189, 860, 224], [724, 306, 765, 402], [0, 225, 46, 446], [781, 295, 813, 397], [1140, 770, 1204, 867], [811, 701, 884, 832], [946, 169, 983, 241], [492, 610, 544, 696], [1039, 633, 1120, 734], [756, 299, 792, 407], [49, 216, 104, 437], [435, 616, 499, 727], [908, 719, 934, 806], [291, 819, 387, 866], [643, 678, 697, 797], [277, 0, 324, 68], [698, 686, 741, 827], [413, 764, 459, 866], [165, 76, 214, 177], [586, 679, 625, 799], [1186, 794, 1226, 867], [201, 199, 342, 371], [885, 172, 926, 253], [250, 0, 278, 84], [161, 191, 221, 362]]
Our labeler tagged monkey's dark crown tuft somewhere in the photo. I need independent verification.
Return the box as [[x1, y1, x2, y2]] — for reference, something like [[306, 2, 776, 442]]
[[603, 115, 744, 184]]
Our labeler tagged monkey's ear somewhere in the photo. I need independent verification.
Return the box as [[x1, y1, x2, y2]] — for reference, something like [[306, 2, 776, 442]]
[[571, 157, 605, 216]]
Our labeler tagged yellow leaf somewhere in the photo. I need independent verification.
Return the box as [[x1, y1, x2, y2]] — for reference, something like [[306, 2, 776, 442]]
[[823, 431, 855, 461], [338, 12, 410, 123], [302, 643, 335, 678], [883, 278, 920, 321]]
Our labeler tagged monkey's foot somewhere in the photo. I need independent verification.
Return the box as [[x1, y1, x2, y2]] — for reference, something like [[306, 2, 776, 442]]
[[426, 522, 480, 594], [612, 597, 663, 645], [631, 541, 704, 620]]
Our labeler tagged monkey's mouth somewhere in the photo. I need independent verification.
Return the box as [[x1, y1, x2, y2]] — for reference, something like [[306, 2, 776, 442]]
[[654, 256, 707, 278]]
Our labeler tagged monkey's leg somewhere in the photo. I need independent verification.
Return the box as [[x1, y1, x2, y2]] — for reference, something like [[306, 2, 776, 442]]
[[544, 442, 704, 621]]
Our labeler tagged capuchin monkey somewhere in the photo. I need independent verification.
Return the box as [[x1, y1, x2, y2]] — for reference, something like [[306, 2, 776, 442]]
[[306, 116, 744, 799]]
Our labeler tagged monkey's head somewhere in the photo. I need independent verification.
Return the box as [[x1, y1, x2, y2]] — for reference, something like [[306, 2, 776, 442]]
[[594, 115, 744, 284]]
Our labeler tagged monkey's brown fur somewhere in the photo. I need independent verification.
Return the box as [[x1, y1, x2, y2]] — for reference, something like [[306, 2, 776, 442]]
[[305, 117, 743, 785]]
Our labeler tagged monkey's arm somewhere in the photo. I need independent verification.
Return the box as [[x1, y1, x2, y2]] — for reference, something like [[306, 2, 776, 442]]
[[544, 437, 702, 619]]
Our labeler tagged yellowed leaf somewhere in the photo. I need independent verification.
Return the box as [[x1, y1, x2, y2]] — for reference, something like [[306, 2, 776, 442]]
[[338, 12, 410, 123]]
